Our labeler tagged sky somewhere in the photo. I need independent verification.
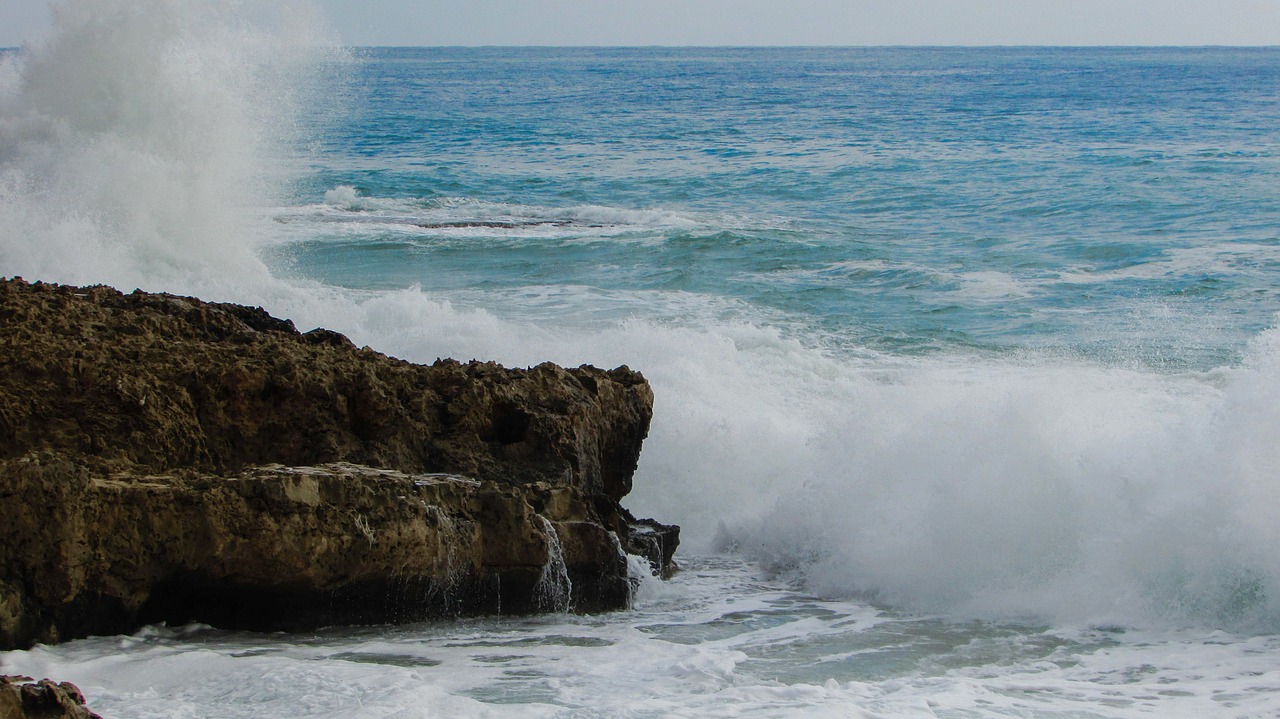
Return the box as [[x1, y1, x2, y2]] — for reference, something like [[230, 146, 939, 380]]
[[2, 0, 1279, 48]]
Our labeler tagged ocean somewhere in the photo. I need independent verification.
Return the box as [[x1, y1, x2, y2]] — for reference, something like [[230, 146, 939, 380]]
[[3, 4, 1280, 717]]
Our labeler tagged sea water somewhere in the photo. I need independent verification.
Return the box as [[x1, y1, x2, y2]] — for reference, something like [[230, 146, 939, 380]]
[[3, 3, 1280, 716]]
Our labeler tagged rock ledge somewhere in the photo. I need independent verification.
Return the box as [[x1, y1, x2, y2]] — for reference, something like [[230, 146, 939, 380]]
[[0, 278, 677, 650]]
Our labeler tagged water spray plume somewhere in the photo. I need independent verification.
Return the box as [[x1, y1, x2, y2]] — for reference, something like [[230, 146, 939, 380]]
[[0, 0, 333, 298]]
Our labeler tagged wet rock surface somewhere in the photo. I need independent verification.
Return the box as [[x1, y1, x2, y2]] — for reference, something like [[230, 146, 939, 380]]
[[0, 676, 101, 719], [0, 278, 678, 650]]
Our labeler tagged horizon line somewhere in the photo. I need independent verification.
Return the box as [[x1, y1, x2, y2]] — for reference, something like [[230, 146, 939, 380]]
[[4, 42, 1280, 52], [356, 43, 1280, 49]]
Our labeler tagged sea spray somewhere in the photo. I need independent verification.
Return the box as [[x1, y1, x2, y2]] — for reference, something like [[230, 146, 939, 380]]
[[707, 344, 1280, 631], [0, 0, 337, 298]]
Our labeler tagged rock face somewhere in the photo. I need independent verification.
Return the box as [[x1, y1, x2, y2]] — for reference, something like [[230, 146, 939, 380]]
[[0, 676, 100, 719], [0, 278, 678, 650]]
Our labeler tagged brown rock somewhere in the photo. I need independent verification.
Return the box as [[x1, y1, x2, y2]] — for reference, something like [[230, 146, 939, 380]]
[[0, 676, 101, 719], [0, 278, 651, 497], [0, 278, 678, 650]]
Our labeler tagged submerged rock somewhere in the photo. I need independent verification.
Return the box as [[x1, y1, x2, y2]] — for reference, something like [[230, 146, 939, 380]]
[[0, 278, 678, 650]]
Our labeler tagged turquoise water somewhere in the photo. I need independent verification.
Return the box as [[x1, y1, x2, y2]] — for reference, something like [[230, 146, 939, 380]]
[[281, 47, 1280, 366], [5, 15, 1280, 716]]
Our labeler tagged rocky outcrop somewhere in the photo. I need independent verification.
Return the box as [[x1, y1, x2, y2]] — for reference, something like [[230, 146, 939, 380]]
[[0, 676, 100, 719], [0, 278, 677, 650]]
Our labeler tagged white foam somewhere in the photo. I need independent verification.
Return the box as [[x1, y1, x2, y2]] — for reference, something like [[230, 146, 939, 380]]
[[6, 559, 1279, 718], [322, 184, 366, 210], [711, 339, 1280, 631], [952, 269, 1033, 300], [282, 186, 736, 244], [0, 0, 337, 300]]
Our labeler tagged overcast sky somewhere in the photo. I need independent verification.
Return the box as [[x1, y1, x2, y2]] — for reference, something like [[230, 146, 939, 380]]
[[3, 0, 1280, 48]]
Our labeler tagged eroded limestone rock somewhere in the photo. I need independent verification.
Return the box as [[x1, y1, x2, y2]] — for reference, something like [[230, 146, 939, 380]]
[[0, 278, 678, 650]]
